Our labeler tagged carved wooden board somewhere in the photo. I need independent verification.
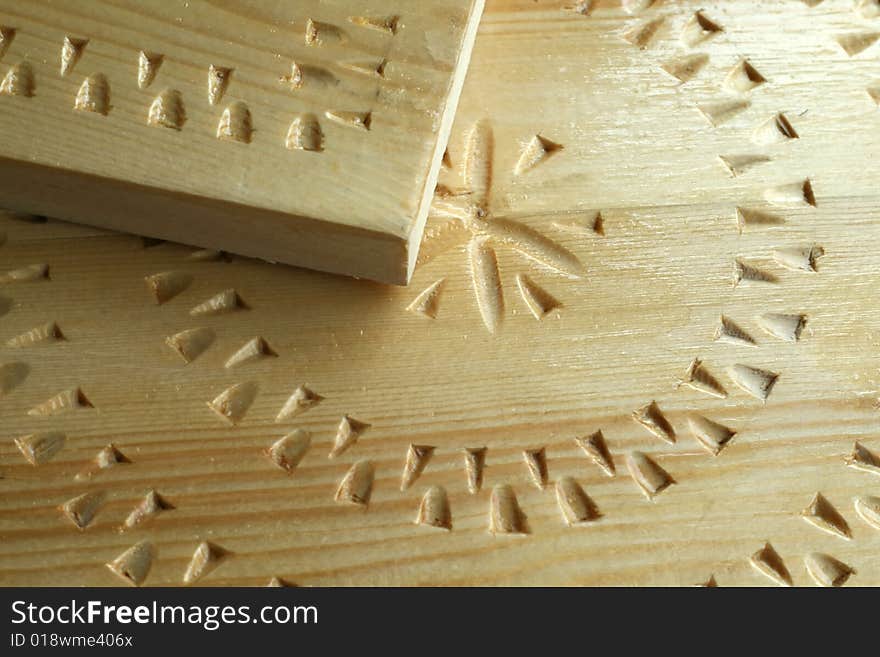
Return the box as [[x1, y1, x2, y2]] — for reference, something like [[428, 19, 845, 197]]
[[1, 0, 880, 587], [0, 0, 485, 284]]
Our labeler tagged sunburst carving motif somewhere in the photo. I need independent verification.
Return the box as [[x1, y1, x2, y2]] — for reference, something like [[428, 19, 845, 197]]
[[418, 120, 586, 333]]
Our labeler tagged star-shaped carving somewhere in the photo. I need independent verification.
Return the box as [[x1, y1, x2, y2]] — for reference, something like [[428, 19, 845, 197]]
[[418, 120, 586, 333]]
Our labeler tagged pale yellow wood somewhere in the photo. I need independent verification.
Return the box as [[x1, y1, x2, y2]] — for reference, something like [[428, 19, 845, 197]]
[[1, 0, 880, 586], [0, 0, 485, 284]]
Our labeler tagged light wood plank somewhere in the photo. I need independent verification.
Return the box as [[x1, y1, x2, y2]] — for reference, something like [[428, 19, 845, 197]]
[[0, 0, 485, 284], [1, 0, 879, 586]]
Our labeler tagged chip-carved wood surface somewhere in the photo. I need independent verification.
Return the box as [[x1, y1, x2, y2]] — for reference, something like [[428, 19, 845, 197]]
[[2, 0, 880, 586], [0, 0, 484, 284]]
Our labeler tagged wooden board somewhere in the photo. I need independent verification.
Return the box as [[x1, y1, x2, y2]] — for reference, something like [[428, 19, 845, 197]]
[[0, 0, 485, 285], [1, 0, 880, 587]]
